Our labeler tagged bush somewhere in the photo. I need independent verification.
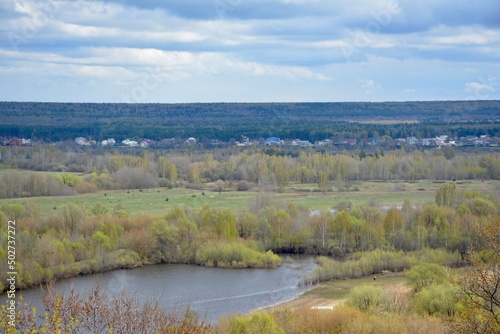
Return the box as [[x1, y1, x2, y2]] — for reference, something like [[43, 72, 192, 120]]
[[414, 283, 462, 317], [158, 178, 174, 188], [336, 201, 353, 210], [236, 181, 250, 191], [346, 285, 387, 313], [74, 181, 99, 194], [271, 305, 370, 334], [104, 249, 142, 269], [221, 311, 284, 334], [112, 167, 157, 189], [195, 242, 281, 268], [405, 263, 447, 293]]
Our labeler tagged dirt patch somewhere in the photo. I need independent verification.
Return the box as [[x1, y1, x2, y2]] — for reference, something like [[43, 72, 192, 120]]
[[286, 295, 344, 310]]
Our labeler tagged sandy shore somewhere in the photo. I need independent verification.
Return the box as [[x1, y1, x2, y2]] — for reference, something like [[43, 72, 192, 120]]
[[262, 283, 344, 313], [273, 294, 344, 310], [265, 271, 408, 312]]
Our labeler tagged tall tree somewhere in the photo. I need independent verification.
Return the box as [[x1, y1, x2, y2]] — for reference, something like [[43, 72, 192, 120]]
[[435, 183, 456, 207]]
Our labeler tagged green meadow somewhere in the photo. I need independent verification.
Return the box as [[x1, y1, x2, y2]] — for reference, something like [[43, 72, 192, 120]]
[[2, 179, 498, 217]]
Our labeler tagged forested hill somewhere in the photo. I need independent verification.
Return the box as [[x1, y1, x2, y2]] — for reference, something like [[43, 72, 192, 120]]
[[1, 101, 499, 142]]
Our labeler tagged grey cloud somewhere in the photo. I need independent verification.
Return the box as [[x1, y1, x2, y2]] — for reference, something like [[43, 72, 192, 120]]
[[1, 0, 499, 102]]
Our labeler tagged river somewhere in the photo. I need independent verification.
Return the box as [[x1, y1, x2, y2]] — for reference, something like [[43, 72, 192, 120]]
[[7, 256, 316, 324]]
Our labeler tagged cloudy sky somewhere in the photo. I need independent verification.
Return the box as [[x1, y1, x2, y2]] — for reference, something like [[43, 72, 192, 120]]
[[0, 0, 499, 102]]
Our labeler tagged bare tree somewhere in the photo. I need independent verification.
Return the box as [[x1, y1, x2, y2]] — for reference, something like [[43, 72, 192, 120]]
[[455, 220, 500, 334]]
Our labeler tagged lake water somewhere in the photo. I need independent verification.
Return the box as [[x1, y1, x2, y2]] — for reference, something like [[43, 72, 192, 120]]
[[7, 256, 316, 324]]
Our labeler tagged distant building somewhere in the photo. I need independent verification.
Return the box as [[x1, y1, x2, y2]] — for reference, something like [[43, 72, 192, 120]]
[[292, 139, 313, 147], [346, 138, 356, 145], [236, 136, 254, 147], [9, 138, 22, 146], [140, 139, 155, 148], [435, 135, 448, 146], [421, 138, 434, 146], [101, 138, 116, 146], [122, 139, 139, 147], [406, 137, 418, 145], [316, 139, 331, 146], [185, 137, 197, 144], [265, 137, 282, 145], [75, 137, 88, 146], [394, 138, 406, 146], [75, 137, 96, 146]]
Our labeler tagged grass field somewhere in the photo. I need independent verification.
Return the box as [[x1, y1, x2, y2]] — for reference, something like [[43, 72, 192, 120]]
[[1, 179, 499, 217]]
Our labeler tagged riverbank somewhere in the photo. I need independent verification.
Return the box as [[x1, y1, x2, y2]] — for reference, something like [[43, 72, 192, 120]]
[[266, 271, 408, 312], [215, 270, 452, 334]]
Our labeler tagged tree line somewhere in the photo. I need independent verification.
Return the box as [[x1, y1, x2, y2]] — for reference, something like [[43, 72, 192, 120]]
[[2, 147, 500, 199]]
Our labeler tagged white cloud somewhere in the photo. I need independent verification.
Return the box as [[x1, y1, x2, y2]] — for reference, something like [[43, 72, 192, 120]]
[[1, 0, 500, 102], [465, 82, 495, 98], [360, 79, 381, 93], [55, 22, 120, 38]]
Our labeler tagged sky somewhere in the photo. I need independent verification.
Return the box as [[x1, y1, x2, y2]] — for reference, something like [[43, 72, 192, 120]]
[[0, 0, 499, 103]]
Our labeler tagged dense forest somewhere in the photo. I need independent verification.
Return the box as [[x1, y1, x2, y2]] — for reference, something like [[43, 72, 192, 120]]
[[1, 101, 500, 142]]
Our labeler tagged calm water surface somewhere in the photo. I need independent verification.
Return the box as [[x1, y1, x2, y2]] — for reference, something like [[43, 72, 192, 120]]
[[12, 256, 316, 323]]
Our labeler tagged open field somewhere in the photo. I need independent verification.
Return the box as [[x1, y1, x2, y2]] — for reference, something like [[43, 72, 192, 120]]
[[1, 179, 499, 217]]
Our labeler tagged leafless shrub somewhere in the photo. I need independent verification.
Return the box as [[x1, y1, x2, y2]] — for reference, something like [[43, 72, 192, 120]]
[[112, 167, 158, 189], [8, 282, 211, 334]]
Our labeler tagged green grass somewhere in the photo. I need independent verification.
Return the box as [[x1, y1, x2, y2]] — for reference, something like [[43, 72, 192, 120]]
[[1, 180, 499, 217], [0, 188, 257, 216]]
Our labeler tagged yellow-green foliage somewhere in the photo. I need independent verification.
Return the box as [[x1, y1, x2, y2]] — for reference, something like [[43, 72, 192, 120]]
[[414, 283, 463, 317], [222, 311, 285, 334], [405, 263, 447, 292], [311, 248, 461, 283], [0, 203, 286, 291], [54, 173, 82, 187], [195, 242, 281, 268], [104, 249, 141, 269], [217, 305, 448, 334], [346, 285, 387, 313]]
